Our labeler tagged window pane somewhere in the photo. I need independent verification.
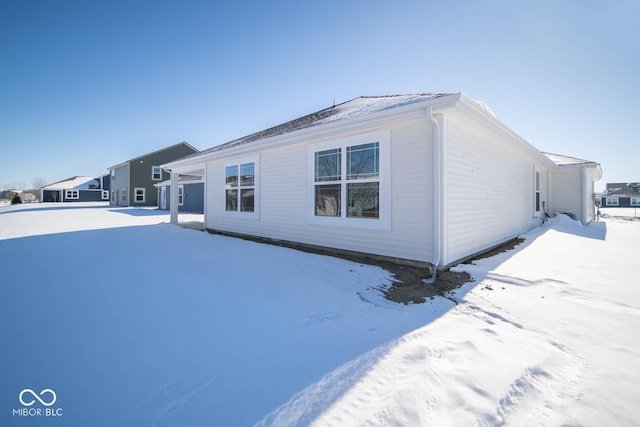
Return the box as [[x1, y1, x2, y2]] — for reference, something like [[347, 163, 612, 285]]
[[315, 184, 341, 216], [226, 165, 238, 188], [315, 149, 341, 182], [240, 163, 254, 187], [226, 189, 238, 211], [241, 189, 254, 212], [347, 182, 379, 218], [347, 142, 379, 180]]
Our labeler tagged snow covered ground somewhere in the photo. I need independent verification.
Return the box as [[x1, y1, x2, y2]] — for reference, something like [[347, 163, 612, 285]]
[[1, 203, 638, 426]]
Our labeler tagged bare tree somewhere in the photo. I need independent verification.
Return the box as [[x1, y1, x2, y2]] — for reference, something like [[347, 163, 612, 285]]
[[31, 177, 47, 190]]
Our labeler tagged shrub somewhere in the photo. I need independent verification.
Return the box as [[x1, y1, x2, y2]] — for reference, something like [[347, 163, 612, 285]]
[[11, 193, 22, 204]]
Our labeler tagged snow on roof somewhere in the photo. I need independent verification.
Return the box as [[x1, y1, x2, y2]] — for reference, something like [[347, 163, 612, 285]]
[[542, 152, 597, 167], [190, 94, 454, 158], [43, 176, 100, 190]]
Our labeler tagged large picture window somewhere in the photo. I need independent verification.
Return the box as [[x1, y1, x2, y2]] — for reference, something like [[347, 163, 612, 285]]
[[309, 130, 390, 229], [225, 160, 256, 214]]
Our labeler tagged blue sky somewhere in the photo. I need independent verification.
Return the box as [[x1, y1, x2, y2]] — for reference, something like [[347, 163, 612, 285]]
[[1, 0, 638, 192]]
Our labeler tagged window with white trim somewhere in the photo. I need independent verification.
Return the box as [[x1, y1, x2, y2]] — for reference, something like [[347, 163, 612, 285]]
[[225, 161, 256, 213], [631, 197, 640, 206], [111, 169, 116, 182], [65, 190, 79, 199], [101, 190, 109, 200], [134, 187, 145, 203], [309, 130, 390, 229], [178, 185, 184, 206], [606, 197, 619, 206], [152, 166, 162, 181], [121, 189, 128, 203]]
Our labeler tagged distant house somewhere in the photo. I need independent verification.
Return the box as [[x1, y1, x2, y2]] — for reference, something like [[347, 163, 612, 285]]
[[600, 182, 640, 207], [107, 142, 198, 207], [41, 176, 109, 203], [154, 175, 204, 213], [161, 93, 601, 268]]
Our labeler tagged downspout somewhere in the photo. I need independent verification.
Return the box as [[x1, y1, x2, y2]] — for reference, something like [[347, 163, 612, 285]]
[[427, 106, 443, 282]]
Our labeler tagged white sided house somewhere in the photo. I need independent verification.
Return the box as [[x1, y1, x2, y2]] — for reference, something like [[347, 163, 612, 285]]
[[163, 93, 601, 268]]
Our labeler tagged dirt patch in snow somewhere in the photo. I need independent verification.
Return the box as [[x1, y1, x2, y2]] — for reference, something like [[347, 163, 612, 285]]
[[380, 238, 525, 305], [381, 267, 472, 305]]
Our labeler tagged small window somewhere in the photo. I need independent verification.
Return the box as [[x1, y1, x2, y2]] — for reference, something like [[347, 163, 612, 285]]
[[631, 197, 640, 206], [121, 189, 128, 203], [152, 166, 162, 181], [111, 169, 116, 181], [178, 185, 184, 206], [65, 190, 79, 199], [101, 190, 109, 200], [606, 197, 619, 206], [134, 187, 145, 203], [225, 162, 255, 213]]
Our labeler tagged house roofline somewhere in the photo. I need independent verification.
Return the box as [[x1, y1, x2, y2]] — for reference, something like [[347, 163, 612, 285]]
[[163, 94, 463, 170], [107, 141, 198, 170]]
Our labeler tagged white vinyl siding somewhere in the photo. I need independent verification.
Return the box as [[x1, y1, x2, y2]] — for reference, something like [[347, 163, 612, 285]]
[[445, 111, 547, 265], [205, 119, 434, 264], [549, 167, 582, 219]]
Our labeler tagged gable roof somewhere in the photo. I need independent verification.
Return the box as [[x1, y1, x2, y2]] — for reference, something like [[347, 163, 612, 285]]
[[180, 94, 454, 161], [43, 176, 100, 190], [108, 142, 198, 170]]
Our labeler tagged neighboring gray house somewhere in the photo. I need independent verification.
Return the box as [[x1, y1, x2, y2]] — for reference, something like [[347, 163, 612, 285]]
[[108, 142, 198, 207], [162, 93, 601, 269], [155, 175, 204, 213], [41, 176, 109, 203], [600, 182, 640, 208]]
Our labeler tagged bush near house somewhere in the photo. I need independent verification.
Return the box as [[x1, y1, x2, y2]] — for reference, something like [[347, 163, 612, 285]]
[[11, 193, 22, 204]]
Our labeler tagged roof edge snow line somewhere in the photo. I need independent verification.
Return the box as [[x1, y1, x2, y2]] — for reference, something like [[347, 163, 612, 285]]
[[162, 93, 463, 169], [42, 176, 101, 190]]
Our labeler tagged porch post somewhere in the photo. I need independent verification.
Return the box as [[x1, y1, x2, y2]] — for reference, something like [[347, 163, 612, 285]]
[[170, 171, 179, 224]]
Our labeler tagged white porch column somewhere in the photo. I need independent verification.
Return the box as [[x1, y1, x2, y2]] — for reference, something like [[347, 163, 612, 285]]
[[170, 171, 179, 224]]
